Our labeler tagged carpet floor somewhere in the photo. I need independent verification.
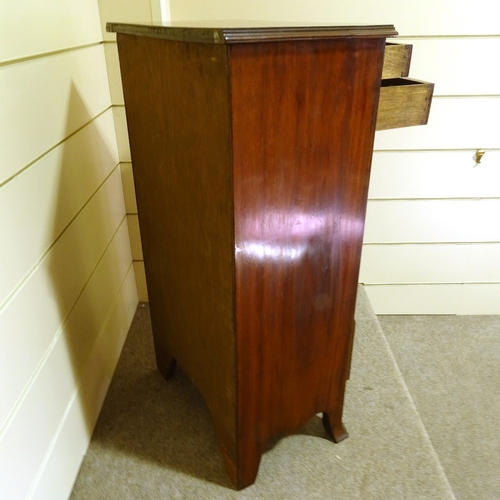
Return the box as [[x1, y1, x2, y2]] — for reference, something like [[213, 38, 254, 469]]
[[380, 314, 500, 500], [69, 287, 497, 499]]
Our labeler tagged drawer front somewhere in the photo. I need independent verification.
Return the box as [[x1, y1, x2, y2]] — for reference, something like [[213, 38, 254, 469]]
[[376, 78, 434, 131], [382, 43, 412, 78]]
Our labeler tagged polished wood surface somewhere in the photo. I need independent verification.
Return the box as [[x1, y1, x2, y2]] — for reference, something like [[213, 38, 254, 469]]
[[111, 22, 394, 490], [116, 34, 238, 453], [107, 21, 397, 44], [229, 38, 385, 487]]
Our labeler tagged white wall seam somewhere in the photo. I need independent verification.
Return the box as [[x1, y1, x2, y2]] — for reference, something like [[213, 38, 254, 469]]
[[0, 213, 128, 439], [373, 148, 500, 152], [25, 261, 134, 500], [0, 162, 121, 313], [367, 197, 500, 201], [0, 106, 112, 191], [393, 34, 500, 40], [0, 42, 104, 69], [363, 241, 500, 245], [362, 281, 500, 285], [432, 95, 500, 99]]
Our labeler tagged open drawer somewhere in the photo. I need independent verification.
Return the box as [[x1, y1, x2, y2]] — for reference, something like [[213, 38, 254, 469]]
[[376, 78, 434, 131], [382, 43, 413, 78]]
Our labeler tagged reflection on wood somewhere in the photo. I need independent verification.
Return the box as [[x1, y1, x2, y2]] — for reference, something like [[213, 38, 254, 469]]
[[109, 22, 432, 489]]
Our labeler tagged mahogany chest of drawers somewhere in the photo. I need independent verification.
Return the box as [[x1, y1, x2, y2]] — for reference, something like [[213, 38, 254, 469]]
[[107, 21, 432, 489]]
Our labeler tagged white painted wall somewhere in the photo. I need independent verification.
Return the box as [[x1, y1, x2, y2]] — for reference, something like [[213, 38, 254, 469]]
[[97, 0, 500, 313], [0, 1, 139, 498], [100, 0, 160, 301], [1, 1, 490, 495], [365, 37, 500, 313], [169, 0, 500, 314]]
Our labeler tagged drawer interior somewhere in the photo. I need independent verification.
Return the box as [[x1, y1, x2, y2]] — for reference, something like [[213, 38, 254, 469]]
[[381, 77, 423, 88], [376, 78, 434, 131]]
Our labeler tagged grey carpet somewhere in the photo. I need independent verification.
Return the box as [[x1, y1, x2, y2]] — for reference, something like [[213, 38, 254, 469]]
[[70, 287, 454, 499], [380, 314, 500, 500]]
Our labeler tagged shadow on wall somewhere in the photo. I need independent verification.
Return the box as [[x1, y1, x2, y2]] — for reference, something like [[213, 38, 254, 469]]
[[70, 304, 338, 493], [47, 82, 133, 439]]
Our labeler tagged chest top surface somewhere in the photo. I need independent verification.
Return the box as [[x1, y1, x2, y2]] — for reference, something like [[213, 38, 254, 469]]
[[106, 21, 397, 44]]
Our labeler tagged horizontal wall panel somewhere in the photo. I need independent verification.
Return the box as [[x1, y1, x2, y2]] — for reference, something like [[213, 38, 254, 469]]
[[120, 162, 138, 213], [457, 284, 500, 315], [374, 96, 500, 151], [0, 44, 111, 184], [169, 0, 500, 36], [369, 151, 500, 200], [360, 244, 469, 284], [364, 199, 500, 244], [0, 170, 127, 431], [360, 243, 500, 284], [365, 283, 500, 315], [127, 215, 144, 260], [104, 42, 124, 105], [395, 38, 500, 97], [0, 110, 119, 308], [463, 244, 500, 283], [0, 225, 133, 500], [0, 0, 101, 62], [133, 261, 148, 302], [30, 266, 137, 500], [46, 220, 133, 393], [112, 106, 131, 162], [365, 284, 462, 314]]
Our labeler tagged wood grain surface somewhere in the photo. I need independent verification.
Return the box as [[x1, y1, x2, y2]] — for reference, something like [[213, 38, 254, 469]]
[[382, 43, 412, 78], [376, 77, 434, 130], [115, 30, 388, 490], [230, 38, 385, 488], [108, 22, 397, 44], [116, 33, 238, 462]]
